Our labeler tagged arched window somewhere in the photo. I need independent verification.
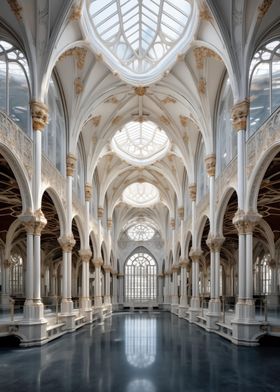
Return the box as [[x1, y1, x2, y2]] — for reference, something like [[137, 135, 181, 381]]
[[249, 40, 280, 135], [43, 75, 66, 174], [125, 250, 157, 303], [196, 142, 208, 201], [260, 255, 272, 294], [73, 143, 85, 201], [9, 253, 24, 295], [0, 40, 30, 135], [216, 75, 236, 174]]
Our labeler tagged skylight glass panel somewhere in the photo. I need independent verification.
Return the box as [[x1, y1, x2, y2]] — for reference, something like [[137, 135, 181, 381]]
[[87, 0, 195, 82], [127, 223, 155, 241], [123, 182, 160, 207], [112, 120, 169, 165]]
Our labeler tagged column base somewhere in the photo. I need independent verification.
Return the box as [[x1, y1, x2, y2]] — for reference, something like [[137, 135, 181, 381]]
[[233, 299, 255, 322], [61, 299, 73, 315], [23, 301, 45, 322], [94, 296, 103, 308], [205, 299, 221, 330], [59, 314, 76, 331], [189, 297, 200, 322], [231, 318, 262, 346], [104, 296, 111, 305], [13, 319, 48, 347]]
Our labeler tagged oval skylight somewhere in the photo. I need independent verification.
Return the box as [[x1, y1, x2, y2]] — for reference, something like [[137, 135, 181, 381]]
[[123, 182, 159, 207], [112, 121, 169, 165], [86, 0, 197, 84], [127, 223, 155, 241]]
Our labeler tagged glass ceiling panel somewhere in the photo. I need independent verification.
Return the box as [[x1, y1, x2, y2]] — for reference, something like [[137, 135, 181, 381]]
[[123, 182, 159, 207], [127, 223, 155, 241], [87, 0, 196, 84], [112, 120, 169, 165]]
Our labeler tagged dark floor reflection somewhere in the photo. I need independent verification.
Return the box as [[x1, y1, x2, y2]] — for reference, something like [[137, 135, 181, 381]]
[[0, 312, 280, 392]]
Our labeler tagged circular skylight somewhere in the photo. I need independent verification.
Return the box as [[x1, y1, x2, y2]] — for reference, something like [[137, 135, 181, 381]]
[[123, 182, 159, 207], [112, 121, 169, 165], [86, 0, 197, 84], [127, 223, 155, 241]]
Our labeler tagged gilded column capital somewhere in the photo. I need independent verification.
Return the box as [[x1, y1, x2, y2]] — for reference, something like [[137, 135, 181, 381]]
[[189, 248, 203, 262], [19, 210, 35, 234], [205, 154, 216, 177], [107, 219, 113, 230], [66, 153, 77, 177], [206, 235, 225, 252], [170, 218, 175, 229], [58, 235, 76, 252], [79, 249, 92, 262], [231, 99, 249, 131], [33, 209, 47, 236], [171, 264, 179, 272], [179, 258, 189, 267], [233, 210, 261, 235], [93, 258, 103, 268], [178, 207, 184, 220], [85, 183, 92, 201], [188, 183, 197, 201], [98, 207, 104, 219], [30, 100, 48, 131]]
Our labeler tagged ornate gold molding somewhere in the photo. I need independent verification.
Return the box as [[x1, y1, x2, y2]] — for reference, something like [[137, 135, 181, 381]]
[[160, 115, 170, 125], [33, 209, 47, 236], [180, 115, 189, 127], [85, 183, 92, 201], [74, 77, 83, 94], [66, 153, 77, 177], [107, 219, 113, 230], [134, 86, 147, 96], [231, 99, 249, 130], [98, 207, 104, 219], [7, 0, 22, 21], [69, 2, 82, 21], [258, 0, 273, 19], [59, 47, 87, 69], [30, 101, 48, 131], [194, 47, 221, 70], [205, 154, 216, 177], [178, 207, 184, 220], [188, 183, 197, 201], [161, 96, 176, 104], [58, 235, 76, 252]]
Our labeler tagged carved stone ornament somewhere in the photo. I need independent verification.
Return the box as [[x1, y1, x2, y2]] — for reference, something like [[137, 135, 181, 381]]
[[58, 235, 76, 252], [98, 207, 104, 219], [59, 47, 87, 69], [74, 77, 83, 94], [107, 219, 113, 230], [171, 264, 179, 272], [193, 47, 221, 70], [33, 209, 47, 236], [205, 154, 216, 177], [160, 115, 170, 125], [199, 7, 212, 22], [79, 249, 92, 262], [7, 0, 22, 21], [91, 115, 101, 127], [178, 207, 184, 220], [189, 248, 203, 262], [180, 115, 189, 127], [112, 116, 122, 125], [30, 101, 48, 131], [134, 86, 147, 96], [66, 153, 77, 177], [69, 2, 82, 21], [161, 96, 176, 104], [170, 218, 175, 229], [103, 264, 112, 272], [105, 96, 119, 104], [231, 99, 249, 130], [85, 183, 92, 201], [188, 183, 197, 201], [206, 235, 225, 252], [179, 258, 189, 267], [93, 258, 103, 268], [4, 259, 12, 268], [198, 78, 206, 94], [258, 0, 273, 19]]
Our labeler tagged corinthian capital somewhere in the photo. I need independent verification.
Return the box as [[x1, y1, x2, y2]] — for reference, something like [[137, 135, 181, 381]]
[[205, 154, 216, 177], [231, 100, 249, 131], [30, 101, 48, 131], [66, 153, 77, 177]]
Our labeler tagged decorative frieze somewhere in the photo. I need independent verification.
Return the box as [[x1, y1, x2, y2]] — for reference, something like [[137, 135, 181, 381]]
[[205, 154, 216, 177], [30, 101, 48, 131], [231, 99, 249, 130], [66, 153, 77, 177]]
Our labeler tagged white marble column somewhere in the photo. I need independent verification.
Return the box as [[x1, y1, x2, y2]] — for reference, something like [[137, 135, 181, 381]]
[[93, 259, 103, 307], [103, 266, 111, 305], [112, 271, 118, 305], [79, 249, 92, 310], [58, 236, 76, 314], [189, 249, 202, 310]]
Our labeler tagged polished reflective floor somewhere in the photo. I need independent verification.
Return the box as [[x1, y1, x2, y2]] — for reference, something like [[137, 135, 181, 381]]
[[0, 312, 279, 392]]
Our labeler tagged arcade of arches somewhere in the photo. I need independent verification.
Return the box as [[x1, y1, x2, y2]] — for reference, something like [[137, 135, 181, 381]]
[[0, 0, 280, 347]]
